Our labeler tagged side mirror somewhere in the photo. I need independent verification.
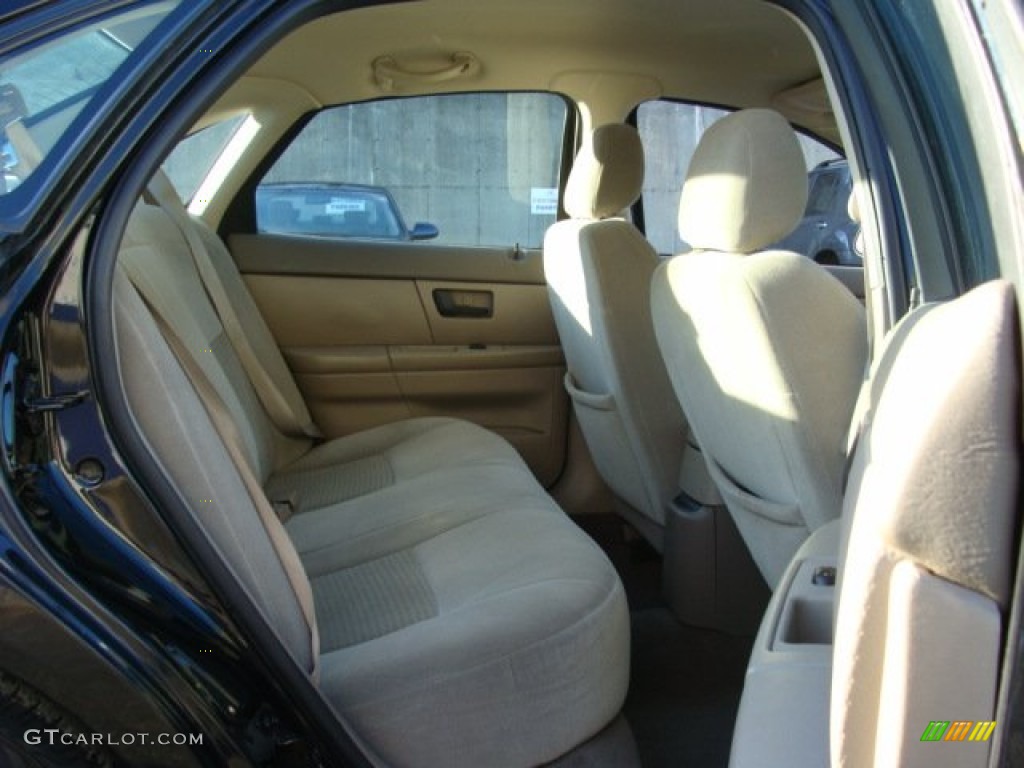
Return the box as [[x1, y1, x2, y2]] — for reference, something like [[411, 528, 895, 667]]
[[409, 222, 439, 241]]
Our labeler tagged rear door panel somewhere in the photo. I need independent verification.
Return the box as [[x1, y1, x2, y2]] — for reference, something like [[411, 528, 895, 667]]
[[233, 234, 568, 486], [229, 92, 572, 485]]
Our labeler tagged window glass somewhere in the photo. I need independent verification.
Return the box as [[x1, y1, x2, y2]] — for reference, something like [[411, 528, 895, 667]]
[[259, 93, 567, 247], [163, 116, 247, 203], [0, 5, 178, 196], [806, 170, 843, 216], [636, 100, 842, 254]]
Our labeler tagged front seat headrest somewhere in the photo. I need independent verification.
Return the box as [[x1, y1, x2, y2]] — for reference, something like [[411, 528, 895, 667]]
[[564, 123, 645, 220], [678, 108, 808, 254]]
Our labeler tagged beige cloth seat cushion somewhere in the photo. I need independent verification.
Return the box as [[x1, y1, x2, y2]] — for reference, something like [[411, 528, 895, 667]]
[[313, 476, 629, 767], [116, 191, 630, 767], [271, 423, 630, 767], [265, 416, 526, 513], [286, 458, 549, 576]]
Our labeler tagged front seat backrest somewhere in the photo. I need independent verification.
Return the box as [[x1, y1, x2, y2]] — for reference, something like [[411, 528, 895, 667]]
[[651, 109, 867, 585], [544, 124, 689, 548], [832, 280, 1019, 768]]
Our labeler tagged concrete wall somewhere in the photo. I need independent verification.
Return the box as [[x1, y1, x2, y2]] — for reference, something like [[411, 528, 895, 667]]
[[167, 96, 838, 252]]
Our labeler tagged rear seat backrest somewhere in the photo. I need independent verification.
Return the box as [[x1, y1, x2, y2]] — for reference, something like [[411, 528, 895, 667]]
[[116, 193, 322, 677], [832, 280, 1019, 767], [146, 172, 320, 440], [113, 267, 319, 677], [119, 199, 309, 482]]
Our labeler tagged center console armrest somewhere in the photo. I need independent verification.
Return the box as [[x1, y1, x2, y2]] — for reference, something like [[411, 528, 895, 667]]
[[729, 521, 840, 768]]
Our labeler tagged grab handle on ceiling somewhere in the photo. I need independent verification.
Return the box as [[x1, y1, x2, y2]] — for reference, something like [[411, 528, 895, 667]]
[[372, 52, 480, 92]]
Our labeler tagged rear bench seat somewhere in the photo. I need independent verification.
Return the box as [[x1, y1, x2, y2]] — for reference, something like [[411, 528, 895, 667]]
[[113, 176, 630, 767]]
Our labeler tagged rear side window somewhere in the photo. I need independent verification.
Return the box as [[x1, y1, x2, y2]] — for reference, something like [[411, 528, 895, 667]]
[[635, 100, 841, 254], [258, 92, 568, 248]]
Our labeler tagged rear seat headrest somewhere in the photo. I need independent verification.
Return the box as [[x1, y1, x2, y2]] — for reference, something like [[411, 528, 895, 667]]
[[678, 108, 808, 254], [564, 123, 645, 220]]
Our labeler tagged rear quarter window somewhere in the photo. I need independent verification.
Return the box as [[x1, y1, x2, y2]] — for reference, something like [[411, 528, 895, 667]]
[[0, 7, 179, 197]]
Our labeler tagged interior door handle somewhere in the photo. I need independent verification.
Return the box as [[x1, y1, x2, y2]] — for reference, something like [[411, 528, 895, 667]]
[[432, 288, 494, 318]]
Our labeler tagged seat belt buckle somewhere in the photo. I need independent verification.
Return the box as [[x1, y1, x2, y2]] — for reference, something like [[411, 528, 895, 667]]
[[271, 492, 298, 523]]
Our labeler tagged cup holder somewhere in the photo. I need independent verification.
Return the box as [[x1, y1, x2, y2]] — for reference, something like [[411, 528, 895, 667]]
[[778, 597, 833, 645], [772, 558, 836, 650]]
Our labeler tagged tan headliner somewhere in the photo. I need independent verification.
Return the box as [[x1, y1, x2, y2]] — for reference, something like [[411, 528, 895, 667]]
[[240, 0, 828, 131], [198, 0, 835, 223]]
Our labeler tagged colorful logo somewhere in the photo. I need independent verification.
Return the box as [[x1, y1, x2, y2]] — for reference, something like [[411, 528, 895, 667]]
[[920, 721, 996, 743]]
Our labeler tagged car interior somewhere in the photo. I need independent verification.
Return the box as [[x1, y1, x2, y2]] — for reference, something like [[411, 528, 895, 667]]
[[10, 0, 1015, 766]]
